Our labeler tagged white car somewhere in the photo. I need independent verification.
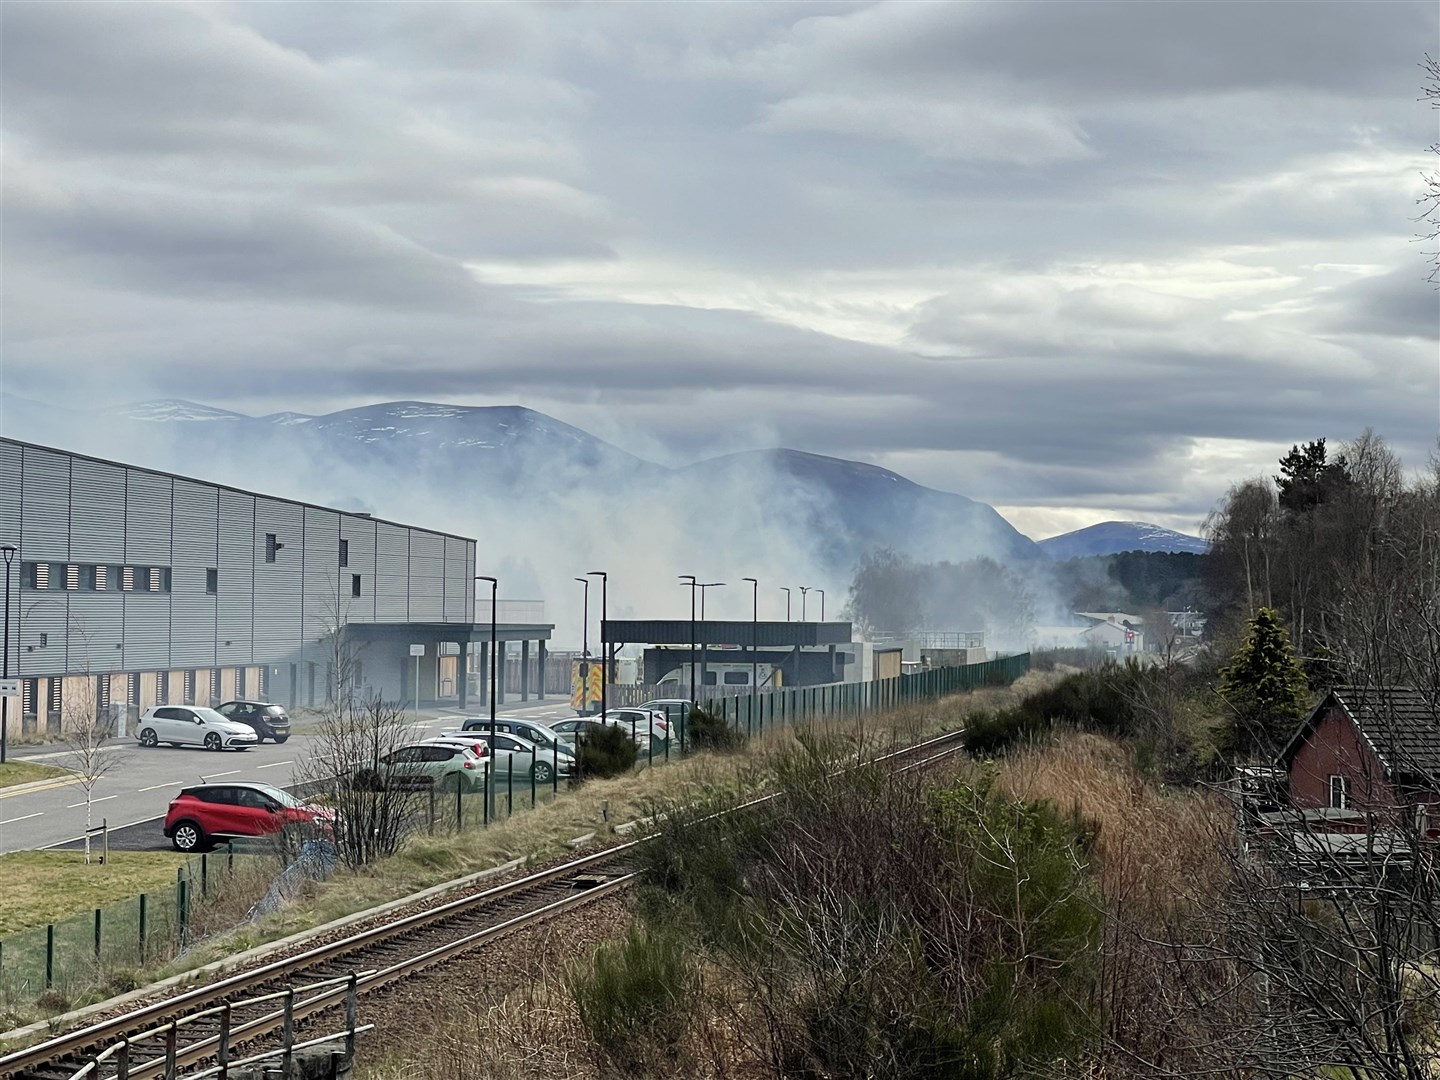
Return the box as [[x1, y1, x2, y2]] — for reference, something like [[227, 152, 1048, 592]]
[[136, 706, 260, 751], [427, 733, 562, 784], [601, 708, 671, 745]]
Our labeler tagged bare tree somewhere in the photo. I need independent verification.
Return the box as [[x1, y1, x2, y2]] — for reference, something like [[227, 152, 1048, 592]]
[[1422, 54, 1440, 285], [57, 624, 123, 864]]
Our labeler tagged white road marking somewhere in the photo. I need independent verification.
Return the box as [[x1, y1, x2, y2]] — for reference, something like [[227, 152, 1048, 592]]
[[1, 812, 44, 825], [66, 795, 118, 809], [202, 770, 240, 779], [256, 760, 292, 770], [138, 782, 183, 792]]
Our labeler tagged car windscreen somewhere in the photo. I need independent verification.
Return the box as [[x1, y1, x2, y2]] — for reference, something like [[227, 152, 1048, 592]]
[[193, 707, 233, 724], [250, 783, 303, 808], [261, 706, 288, 716]]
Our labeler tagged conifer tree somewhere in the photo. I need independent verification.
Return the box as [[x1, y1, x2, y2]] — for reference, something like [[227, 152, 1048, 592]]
[[1218, 607, 1310, 755]]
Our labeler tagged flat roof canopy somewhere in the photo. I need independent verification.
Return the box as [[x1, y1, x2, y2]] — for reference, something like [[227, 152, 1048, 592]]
[[345, 621, 553, 644], [603, 619, 852, 648]]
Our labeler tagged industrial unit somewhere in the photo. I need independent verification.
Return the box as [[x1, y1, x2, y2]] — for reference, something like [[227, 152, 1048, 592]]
[[0, 438, 551, 736]]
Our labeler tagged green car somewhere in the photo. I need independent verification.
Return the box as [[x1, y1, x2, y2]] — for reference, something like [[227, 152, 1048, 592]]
[[352, 743, 486, 793]]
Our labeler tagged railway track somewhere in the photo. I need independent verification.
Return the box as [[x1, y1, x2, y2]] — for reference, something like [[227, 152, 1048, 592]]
[[1, 726, 969, 1080]]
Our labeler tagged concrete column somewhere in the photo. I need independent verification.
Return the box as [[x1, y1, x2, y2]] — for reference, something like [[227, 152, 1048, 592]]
[[478, 641, 489, 707], [457, 643, 469, 710], [537, 640, 547, 698], [497, 641, 507, 705], [521, 640, 531, 702]]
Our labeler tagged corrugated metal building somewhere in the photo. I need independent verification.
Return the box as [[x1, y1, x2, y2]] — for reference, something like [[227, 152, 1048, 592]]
[[0, 438, 552, 734]]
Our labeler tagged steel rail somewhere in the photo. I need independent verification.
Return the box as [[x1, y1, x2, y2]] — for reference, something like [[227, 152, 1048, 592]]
[[4, 724, 968, 1080]]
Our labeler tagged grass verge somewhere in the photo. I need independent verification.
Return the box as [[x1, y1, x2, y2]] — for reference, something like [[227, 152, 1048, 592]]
[[0, 762, 68, 790], [0, 851, 187, 935]]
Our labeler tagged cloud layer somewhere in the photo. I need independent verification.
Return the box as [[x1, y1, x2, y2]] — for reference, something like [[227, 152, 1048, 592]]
[[3, 0, 1437, 539]]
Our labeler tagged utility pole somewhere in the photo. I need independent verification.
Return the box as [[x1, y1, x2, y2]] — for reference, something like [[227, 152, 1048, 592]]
[[1, 545, 15, 766]]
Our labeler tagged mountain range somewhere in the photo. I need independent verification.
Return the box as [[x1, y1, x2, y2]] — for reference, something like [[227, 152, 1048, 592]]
[[1, 395, 1206, 569]]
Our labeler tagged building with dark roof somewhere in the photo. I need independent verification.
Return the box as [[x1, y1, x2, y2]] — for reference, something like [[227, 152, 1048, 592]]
[[1278, 685, 1440, 814]]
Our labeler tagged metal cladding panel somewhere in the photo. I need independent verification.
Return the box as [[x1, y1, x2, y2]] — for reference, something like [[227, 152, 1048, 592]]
[[68, 458, 127, 563], [20, 446, 71, 557], [339, 517, 377, 623], [407, 530, 445, 621], [253, 499, 303, 653], [302, 507, 341, 640], [217, 490, 255, 657], [66, 594, 125, 673], [0, 442, 19, 677], [172, 480, 220, 566], [122, 594, 172, 670], [375, 522, 409, 621], [443, 536, 470, 622], [171, 571, 217, 667], [19, 598, 67, 677], [124, 470, 173, 564]]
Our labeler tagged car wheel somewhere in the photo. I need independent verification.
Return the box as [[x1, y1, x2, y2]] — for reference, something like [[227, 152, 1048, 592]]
[[274, 735, 289, 744], [533, 761, 554, 784], [139, 728, 158, 748], [204, 732, 223, 751], [171, 820, 205, 853]]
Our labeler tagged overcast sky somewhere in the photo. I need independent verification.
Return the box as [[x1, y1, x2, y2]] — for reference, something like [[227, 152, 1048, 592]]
[[3, 0, 1437, 539]]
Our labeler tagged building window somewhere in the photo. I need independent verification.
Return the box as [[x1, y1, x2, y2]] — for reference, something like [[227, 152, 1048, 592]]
[[121, 567, 136, 592], [127, 672, 140, 707], [47, 678, 61, 717], [209, 668, 220, 703], [27, 562, 50, 590], [38, 632, 48, 648], [22, 678, 37, 717], [206, 568, 218, 594], [265, 534, 279, 563], [339, 539, 349, 568], [723, 671, 749, 685], [236, 667, 246, 698], [155, 671, 169, 706], [183, 669, 196, 705], [97, 676, 111, 710], [93, 565, 108, 591], [65, 564, 80, 591], [351, 574, 362, 598], [1329, 775, 1351, 810]]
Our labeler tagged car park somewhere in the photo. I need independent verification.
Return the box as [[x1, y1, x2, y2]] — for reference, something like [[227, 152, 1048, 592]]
[[351, 743, 486, 793], [439, 732, 568, 784], [136, 706, 259, 751], [162, 781, 331, 852], [215, 699, 292, 743]]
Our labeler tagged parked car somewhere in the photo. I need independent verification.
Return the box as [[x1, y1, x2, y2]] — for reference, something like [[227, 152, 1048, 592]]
[[601, 708, 671, 745], [549, 717, 652, 756], [136, 706, 259, 751], [215, 699, 292, 743], [437, 732, 568, 784], [458, 716, 577, 764], [639, 698, 693, 730], [351, 743, 486, 793], [163, 781, 331, 852]]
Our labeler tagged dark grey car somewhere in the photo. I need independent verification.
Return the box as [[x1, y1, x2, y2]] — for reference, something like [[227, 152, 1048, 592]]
[[216, 700, 292, 743]]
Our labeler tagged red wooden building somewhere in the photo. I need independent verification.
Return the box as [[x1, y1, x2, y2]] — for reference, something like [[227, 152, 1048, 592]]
[[1278, 685, 1439, 825]]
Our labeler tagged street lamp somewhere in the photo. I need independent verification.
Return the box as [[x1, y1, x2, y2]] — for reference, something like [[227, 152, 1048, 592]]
[[781, 587, 791, 621], [587, 571, 608, 718], [679, 575, 697, 705], [697, 582, 724, 619], [574, 578, 590, 656], [475, 575, 498, 818], [1, 545, 15, 766], [816, 588, 826, 621], [800, 586, 810, 621], [742, 577, 759, 711]]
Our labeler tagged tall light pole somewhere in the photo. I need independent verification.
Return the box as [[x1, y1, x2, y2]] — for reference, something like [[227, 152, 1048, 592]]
[[1, 545, 15, 766], [800, 586, 810, 621], [476, 575, 498, 818], [587, 571, 608, 718], [781, 587, 791, 622], [816, 588, 826, 621], [574, 578, 590, 656], [697, 582, 724, 619], [679, 575, 697, 704], [742, 578, 758, 708]]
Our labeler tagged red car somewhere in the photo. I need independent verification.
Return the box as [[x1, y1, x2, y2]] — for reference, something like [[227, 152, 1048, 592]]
[[163, 781, 332, 852]]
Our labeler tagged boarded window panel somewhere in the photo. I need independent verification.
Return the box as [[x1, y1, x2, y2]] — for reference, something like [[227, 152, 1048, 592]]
[[22, 678, 36, 715], [30, 562, 50, 590], [47, 678, 61, 715], [149, 567, 163, 593], [121, 567, 135, 592], [65, 564, 79, 590], [154, 672, 169, 706], [94, 565, 108, 591], [183, 669, 195, 705]]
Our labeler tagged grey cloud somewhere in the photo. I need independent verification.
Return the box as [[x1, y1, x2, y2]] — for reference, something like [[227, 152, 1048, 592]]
[[1322, 269, 1440, 340]]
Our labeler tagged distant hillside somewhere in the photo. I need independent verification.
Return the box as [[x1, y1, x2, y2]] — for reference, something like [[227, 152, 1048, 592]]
[[1038, 521, 1209, 559]]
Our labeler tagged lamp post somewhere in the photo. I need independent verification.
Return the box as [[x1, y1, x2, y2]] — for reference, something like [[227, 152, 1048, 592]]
[[587, 571, 608, 718], [781, 587, 791, 621], [574, 578, 590, 656], [800, 586, 810, 621], [816, 588, 826, 621], [697, 583, 723, 696], [1, 545, 15, 766], [742, 578, 758, 713], [475, 575, 498, 819], [679, 576, 697, 704]]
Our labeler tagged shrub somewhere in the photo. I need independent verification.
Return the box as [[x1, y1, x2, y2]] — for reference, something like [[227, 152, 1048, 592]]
[[571, 923, 696, 1074], [576, 724, 637, 780], [685, 704, 744, 752]]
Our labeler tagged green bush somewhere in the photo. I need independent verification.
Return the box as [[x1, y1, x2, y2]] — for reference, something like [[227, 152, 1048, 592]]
[[576, 723, 637, 779], [685, 704, 744, 752], [571, 923, 696, 1073]]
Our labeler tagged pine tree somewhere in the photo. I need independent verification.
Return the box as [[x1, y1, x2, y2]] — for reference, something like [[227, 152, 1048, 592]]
[[1218, 607, 1310, 756]]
